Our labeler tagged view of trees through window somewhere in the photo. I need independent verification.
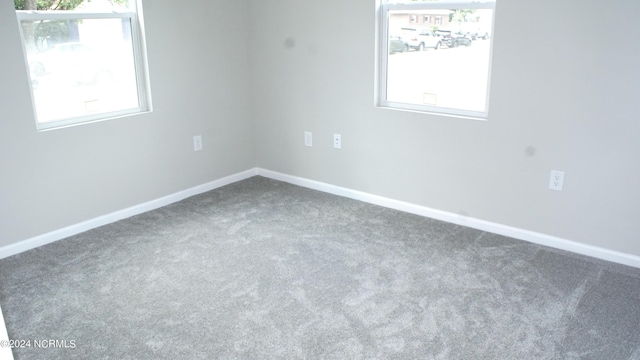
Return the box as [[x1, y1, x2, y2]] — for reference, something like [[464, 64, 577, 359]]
[[15, 0, 129, 49]]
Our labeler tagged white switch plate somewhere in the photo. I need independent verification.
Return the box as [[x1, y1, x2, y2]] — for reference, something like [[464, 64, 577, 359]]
[[304, 131, 312, 147], [193, 135, 203, 151], [333, 134, 342, 149], [549, 170, 565, 191]]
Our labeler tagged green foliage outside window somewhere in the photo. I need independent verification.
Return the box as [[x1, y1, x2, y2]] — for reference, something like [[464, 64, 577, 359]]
[[15, 0, 128, 11]]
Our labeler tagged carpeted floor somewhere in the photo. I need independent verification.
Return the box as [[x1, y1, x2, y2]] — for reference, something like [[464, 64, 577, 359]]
[[1, 176, 640, 359]]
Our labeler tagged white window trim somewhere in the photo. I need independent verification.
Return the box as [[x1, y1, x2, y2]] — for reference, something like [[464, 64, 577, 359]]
[[16, 1, 152, 131], [376, 1, 496, 120]]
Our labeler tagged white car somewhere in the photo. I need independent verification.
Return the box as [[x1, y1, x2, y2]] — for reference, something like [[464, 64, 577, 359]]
[[28, 42, 131, 84], [400, 28, 442, 51], [457, 23, 490, 40]]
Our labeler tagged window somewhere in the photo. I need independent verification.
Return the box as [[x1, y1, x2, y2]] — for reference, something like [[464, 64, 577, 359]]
[[378, 0, 496, 119], [15, 0, 151, 130], [424, 15, 430, 23]]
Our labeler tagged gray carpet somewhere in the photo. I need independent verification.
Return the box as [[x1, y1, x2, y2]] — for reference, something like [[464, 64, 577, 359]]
[[1, 176, 640, 359]]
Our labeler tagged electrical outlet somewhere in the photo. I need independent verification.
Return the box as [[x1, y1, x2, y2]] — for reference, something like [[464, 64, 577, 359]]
[[193, 135, 202, 151], [304, 131, 313, 147], [333, 134, 342, 149], [549, 170, 565, 191]]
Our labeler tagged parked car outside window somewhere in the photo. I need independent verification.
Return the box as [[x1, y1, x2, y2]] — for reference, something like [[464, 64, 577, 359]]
[[28, 42, 133, 85], [389, 34, 409, 53], [435, 29, 472, 47], [400, 27, 442, 51], [457, 23, 491, 40]]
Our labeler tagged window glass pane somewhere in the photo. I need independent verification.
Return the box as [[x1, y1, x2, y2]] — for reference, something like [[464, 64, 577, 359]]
[[21, 17, 139, 124], [385, 8, 493, 114]]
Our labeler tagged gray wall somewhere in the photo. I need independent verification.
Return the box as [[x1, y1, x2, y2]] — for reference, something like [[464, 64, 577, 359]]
[[1, 0, 639, 259], [0, 0, 254, 247], [249, 0, 640, 256]]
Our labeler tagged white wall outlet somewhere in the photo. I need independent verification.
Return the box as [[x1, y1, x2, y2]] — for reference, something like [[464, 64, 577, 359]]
[[193, 135, 203, 151], [304, 131, 313, 147], [333, 134, 342, 149], [549, 170, 565, 191]]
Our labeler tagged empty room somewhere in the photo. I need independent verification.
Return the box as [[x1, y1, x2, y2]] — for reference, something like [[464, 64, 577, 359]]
[[1, 0, 639, 359]]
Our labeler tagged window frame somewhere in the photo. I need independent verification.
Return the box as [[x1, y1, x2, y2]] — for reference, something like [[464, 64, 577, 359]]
[[376, 0, 496, 120], [16, 1, 152, 131]]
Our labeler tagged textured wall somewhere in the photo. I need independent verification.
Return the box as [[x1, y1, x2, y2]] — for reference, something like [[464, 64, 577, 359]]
[[249, 0, 640, 256], [0, 0, 254, 247]]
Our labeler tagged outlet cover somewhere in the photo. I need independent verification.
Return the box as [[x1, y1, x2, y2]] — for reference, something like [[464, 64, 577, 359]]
[[549, 170, 565, 191], [333, 134, 342, 149], [193, 135, 203, 151]]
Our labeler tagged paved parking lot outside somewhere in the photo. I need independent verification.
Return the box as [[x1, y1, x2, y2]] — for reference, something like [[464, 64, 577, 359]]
[[386, 39, 492, 112]]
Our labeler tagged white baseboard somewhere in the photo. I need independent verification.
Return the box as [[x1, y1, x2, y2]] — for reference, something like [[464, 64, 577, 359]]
[[0, 168, 258, 260], [257, 168, 640, 269], [2, 166, 639, 270]]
